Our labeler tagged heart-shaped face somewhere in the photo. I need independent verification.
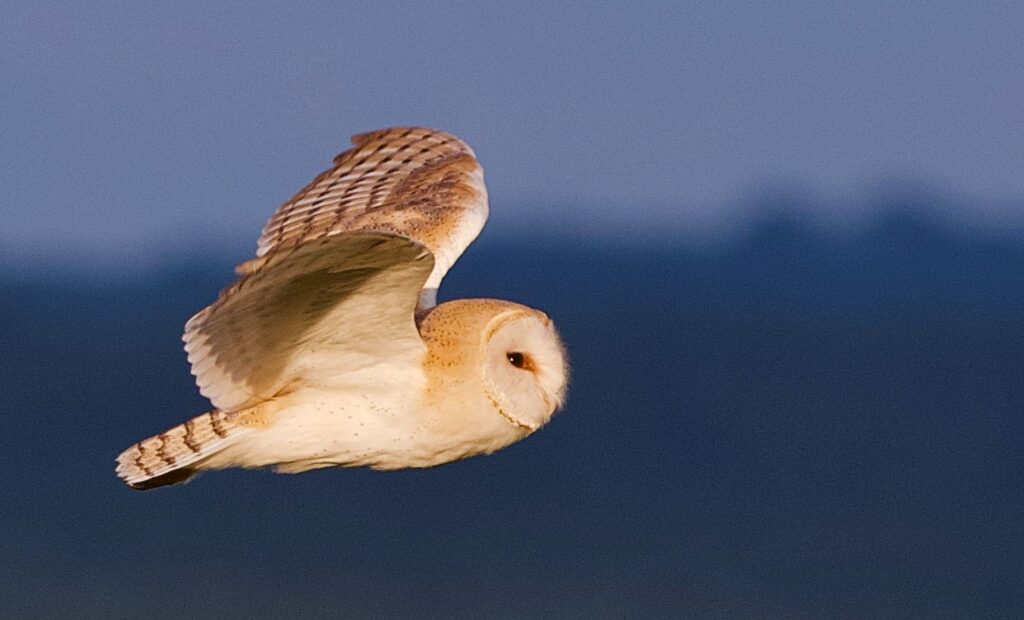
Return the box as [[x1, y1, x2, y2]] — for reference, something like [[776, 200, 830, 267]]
[[481, 309, 569, 431]]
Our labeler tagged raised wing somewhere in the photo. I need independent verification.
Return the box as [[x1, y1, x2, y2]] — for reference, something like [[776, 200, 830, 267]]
[[184, 233, 434, 413], [248, 127, 488, 308]]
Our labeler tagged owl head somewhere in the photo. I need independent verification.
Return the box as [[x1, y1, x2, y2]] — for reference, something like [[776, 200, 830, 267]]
[[420, 299, 569, 431]]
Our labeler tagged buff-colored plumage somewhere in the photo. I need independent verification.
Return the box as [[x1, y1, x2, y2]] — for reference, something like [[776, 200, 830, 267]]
[[115, 128, 568, 489]]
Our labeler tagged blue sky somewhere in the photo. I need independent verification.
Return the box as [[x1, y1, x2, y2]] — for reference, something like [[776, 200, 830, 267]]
[[4, 7, 1024, 615], [2, 2, 1022, 266]]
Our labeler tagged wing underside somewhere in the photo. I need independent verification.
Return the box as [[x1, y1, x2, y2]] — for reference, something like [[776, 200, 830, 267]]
[[184, 127, 489, 412], [184, 233, 435, 412]]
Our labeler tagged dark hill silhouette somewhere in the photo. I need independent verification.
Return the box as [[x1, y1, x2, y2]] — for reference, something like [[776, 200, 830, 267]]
[[2, 208, 1022, 618]]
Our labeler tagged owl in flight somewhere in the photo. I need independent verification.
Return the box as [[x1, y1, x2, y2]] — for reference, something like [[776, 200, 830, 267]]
[[116, 127, 568, 489]]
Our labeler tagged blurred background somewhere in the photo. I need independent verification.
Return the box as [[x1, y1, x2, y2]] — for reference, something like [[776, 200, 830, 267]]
[[2, 2, 1022, 618]]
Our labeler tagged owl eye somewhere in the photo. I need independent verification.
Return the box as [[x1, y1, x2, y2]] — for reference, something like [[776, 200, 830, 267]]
[[507, 352, 526, 369]]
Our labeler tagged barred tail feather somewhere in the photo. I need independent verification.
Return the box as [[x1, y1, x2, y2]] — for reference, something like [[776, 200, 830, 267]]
[[115, 410, 250, 490]]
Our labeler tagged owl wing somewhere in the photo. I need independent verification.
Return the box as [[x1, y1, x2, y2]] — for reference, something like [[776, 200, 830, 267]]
[[183, 127, 488, 413], [184, 233, 434, 412], [248, 127, 489, 307]]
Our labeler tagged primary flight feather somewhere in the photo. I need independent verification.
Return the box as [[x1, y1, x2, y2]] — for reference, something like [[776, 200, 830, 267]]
[[115, 127, 568, 489]]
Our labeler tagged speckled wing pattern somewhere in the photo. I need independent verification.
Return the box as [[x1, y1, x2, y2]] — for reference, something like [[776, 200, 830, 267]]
[[182, 127, 489, 413], [248, 127, 489, 301]]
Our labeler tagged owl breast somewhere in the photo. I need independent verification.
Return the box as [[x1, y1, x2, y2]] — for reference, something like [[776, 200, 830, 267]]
[[222, 372, 524, 473]]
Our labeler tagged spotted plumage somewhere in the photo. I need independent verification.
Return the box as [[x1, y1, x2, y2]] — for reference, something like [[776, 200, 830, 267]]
[[115, 127, 568, 490]]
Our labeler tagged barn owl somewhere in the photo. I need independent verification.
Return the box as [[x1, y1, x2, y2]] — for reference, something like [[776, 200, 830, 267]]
[[115, 127, 568, 489]]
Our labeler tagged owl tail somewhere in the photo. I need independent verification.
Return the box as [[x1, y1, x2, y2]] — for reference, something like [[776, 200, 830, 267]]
[[115, 410, 250, 490]]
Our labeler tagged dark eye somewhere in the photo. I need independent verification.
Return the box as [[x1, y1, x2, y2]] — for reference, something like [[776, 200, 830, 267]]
[[507, 352, 526, 368]]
